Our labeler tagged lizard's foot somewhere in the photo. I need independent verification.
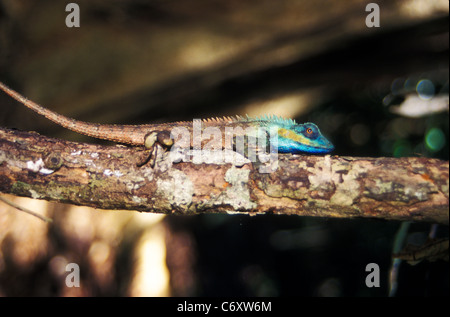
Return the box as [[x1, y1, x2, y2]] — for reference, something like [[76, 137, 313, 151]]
[[136, 144, 160, 167]]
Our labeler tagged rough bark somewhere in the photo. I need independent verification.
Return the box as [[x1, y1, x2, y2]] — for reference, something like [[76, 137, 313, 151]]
[[0, 127, 448, 224]]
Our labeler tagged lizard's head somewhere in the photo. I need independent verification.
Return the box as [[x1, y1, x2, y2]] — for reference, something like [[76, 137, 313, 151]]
[[276, 122, 334, 154]]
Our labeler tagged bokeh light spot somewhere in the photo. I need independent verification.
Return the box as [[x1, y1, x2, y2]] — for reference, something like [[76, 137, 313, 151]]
[[425, 128, 445, 152], [416, 79, 435, 100]]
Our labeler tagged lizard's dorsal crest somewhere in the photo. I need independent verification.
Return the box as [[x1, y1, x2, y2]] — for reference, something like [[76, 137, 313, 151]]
[[201, 116, 241, 123], [189, 114, 298, 125], [173, 114, 297, 125], [245, 114, 297, 126]]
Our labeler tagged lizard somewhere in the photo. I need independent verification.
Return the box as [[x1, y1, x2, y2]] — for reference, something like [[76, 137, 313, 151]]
[[0, 81, 334, 166]]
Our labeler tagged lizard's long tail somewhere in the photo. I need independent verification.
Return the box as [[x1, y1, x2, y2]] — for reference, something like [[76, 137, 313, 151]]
[[0, 81, 149, 145]]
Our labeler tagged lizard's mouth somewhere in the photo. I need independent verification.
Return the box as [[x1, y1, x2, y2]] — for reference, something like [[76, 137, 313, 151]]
[[275, 136, 334, 154], [312, 143, 335, 153], [295, 137, 334, 154], [311, 138, 334, 153]]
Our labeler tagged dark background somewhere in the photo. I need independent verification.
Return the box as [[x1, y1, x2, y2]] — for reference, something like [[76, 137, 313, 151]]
[[0, 0, 448, 296]]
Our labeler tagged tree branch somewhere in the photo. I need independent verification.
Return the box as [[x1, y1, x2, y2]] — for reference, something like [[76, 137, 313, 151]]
[[0, 127, 448, 224]]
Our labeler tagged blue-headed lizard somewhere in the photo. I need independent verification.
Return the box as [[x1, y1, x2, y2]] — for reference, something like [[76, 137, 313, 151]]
[[0, 81, 334, 165]]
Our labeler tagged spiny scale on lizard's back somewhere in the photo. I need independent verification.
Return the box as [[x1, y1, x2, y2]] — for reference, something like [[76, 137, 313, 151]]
[[192, 114, 297, 126], [243, 114, 297, 126]]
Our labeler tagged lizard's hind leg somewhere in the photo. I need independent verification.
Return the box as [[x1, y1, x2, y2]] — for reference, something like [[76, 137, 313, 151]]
[[138, 131, 173, 167]]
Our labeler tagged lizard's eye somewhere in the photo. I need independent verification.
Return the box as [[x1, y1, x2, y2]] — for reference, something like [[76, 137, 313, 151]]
[[306, 127, 313, 134]]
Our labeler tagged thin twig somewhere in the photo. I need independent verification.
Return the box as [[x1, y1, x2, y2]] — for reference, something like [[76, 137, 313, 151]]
[[0, 196, 53, 223]]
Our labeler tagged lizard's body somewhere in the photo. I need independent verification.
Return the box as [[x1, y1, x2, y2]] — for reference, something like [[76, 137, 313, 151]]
[[0, 81, 334, 159]]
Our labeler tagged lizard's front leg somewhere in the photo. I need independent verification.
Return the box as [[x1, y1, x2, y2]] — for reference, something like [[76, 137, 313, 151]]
[[138, 131, 173, 167]]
